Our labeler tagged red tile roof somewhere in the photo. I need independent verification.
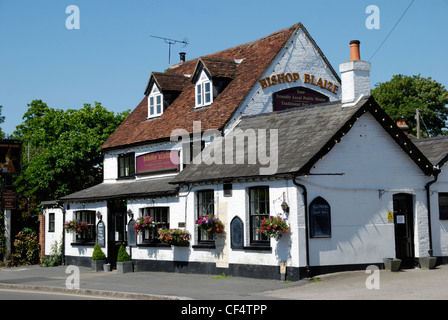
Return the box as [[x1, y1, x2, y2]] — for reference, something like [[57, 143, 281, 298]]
[[102, 23, 300, 151]]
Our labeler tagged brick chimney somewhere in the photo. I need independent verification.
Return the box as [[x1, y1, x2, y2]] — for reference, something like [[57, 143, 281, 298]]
[[339, 40, 371, 107]]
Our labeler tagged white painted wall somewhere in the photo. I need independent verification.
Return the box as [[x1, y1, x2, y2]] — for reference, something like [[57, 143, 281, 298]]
[[428, 169, 448, 258], [43, 207, 64, 256], [64, 201, 107, 258], [297, 112, 431, 267]]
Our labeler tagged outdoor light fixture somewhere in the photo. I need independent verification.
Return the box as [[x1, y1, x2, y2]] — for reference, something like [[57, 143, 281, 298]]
[[96, 211, 102, 220], [281, 192, 289, 214]]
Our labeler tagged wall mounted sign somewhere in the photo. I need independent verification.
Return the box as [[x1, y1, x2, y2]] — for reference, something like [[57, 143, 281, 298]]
[[387, 212, 394, 223], [97, 221, 105, 247], [273, 87, 329, 111], [230, 217, 244, 249], [136, 150, 179, 175], [259, 72, 339, 96], [2, 189, 16, 210], [127, 219, 137, 247]]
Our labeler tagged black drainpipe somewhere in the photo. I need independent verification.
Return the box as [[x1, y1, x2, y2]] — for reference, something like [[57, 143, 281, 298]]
[[425, 174, 438, 257], [292, 177, 311, 278]]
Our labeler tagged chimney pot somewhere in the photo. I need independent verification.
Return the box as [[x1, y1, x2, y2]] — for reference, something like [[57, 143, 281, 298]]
[[397, 120, 409, 135], [350, 40, 361, 61], [179, 52, 186, 63]]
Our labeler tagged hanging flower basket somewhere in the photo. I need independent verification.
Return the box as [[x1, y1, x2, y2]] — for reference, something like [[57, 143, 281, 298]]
[[133, 216, 155, 235], [158, 228, 191, 246], [259, 215, 290, 239], [64, 219, 88, 234], [195, 214, 224, 234]]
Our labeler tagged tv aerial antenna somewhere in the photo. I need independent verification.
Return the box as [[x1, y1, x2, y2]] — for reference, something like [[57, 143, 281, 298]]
[[150, 35, 189, 66]]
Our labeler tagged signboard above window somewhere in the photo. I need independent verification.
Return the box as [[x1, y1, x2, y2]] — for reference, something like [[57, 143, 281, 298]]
[[273, 87, 329, 112], [136, 150, 179, 175]]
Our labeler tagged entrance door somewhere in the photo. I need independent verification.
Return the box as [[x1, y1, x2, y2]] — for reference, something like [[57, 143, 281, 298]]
[[107, 199, 127, 269], [393, 194, 415, 267]]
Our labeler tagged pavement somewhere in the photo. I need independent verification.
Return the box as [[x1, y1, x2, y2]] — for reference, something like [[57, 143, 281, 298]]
[[0, 263, 448, 300]]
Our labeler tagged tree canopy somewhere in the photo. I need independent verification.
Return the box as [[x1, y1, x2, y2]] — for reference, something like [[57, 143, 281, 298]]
[[371, 74, 448, 137], [13, 100, 129, 203]]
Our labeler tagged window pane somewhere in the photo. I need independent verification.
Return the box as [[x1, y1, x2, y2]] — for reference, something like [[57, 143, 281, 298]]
[[197, 190, 215, 241], [118, 153, 135, 178], [75, 210, 95, 242], [139, 207, 170, 241], [249, 187, 269, 243], [156, 95, 162, 114], [204, 82, 211, 103], [149, 97, 154, 115], [197, 84, 202, 105], [439, 193, 448, 220]]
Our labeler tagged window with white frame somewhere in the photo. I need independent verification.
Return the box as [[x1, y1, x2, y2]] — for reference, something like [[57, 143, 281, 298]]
[[139, 207, 169, 242], [195, 70, 213, 108], [148, 85, 163, 118]]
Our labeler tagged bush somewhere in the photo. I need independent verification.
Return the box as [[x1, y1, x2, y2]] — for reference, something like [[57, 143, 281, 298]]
[[92, 243, 106, 261], [117, 244, 130, 262], [9, 231, 40, 266], [40, 239, 63, 267]]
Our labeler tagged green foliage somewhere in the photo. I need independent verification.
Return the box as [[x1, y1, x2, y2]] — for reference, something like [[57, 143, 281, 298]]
[[92, 243, 106, 261], [0, 211, 7, 258], [8, 230, 40, 266], [371, 74, 448, 137], [40, 239, 63, 267], [117, 244, 130, 262], [0, 105, 6, 139], [13, 100, 130, 204]]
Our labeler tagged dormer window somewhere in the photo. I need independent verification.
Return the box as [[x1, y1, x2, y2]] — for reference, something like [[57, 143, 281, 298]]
[[148, 85, 163, 118], [195, 70, 213, 108]]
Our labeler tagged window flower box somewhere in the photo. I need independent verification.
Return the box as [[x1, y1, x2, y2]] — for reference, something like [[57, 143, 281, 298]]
[[64, 219, 88, 234], [158, 228, 191, 247]]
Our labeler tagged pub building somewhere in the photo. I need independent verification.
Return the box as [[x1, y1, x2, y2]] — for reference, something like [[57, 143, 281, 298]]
[[41, 23, 448, 280]]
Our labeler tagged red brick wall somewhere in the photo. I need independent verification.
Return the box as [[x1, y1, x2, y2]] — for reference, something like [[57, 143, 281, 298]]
[[38, 214, 45, 258]]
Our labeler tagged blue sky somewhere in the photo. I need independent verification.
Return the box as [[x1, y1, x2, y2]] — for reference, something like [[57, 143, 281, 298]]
[[0, 0, 447, 136]]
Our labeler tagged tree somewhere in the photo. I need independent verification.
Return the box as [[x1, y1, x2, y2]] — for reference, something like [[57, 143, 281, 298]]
[[371, 74, 448, 137], [0, 105, 6, 139], [13, 100, 130, 207]]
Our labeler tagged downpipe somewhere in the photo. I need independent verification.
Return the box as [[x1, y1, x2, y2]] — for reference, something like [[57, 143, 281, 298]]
[[425, 174, 438, 257], [292, 177, 311, 278]]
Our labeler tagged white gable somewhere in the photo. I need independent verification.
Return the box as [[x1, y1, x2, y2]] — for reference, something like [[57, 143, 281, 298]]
[[224, 26, 341, 133], [309, 113, 426, 189]]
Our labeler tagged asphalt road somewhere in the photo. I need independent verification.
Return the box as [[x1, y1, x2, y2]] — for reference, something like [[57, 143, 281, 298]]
[[1, 263, 448, 301], [0, 288, 110, 300]]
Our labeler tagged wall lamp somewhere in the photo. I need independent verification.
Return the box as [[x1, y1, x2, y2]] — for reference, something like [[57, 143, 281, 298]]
[[281, 192, 290, 214]]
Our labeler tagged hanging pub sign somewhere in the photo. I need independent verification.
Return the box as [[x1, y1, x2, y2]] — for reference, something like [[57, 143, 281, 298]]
[[0, 140, 21, 174], [136, 150, 179, 175], [2, 189, 17, 210], [273, 87, 330, 111]]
